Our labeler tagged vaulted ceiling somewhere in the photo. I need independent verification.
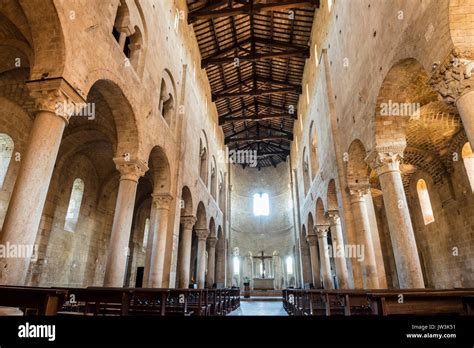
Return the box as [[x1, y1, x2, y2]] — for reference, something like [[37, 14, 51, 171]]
[[187, 0, 319, 168]]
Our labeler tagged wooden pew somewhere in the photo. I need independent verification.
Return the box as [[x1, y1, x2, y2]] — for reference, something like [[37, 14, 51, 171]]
[[59, 287, 131, 316], [283, 288, 474, 316], [370, 290, 473, 316], [0, 286, 67, 316], [0, 286, 240, 317]]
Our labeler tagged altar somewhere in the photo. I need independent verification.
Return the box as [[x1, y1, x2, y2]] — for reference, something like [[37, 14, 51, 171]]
[[253, 278, 274, 290]]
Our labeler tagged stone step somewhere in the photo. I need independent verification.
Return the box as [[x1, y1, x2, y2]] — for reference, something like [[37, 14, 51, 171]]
[[244, 289, 282, 297]]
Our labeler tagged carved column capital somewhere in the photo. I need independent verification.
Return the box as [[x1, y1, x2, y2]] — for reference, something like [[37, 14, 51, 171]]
[[314, 225, 329, 238], [430, 49, 474, 105], [326, 210, 341, 226], [151, 193, 173, 210], [349, 185, 371, 203], [26, 78, 86, 123], [180, 216, 197, 230], [113, 157, 149, 182], [207, 236, 218, 248], [366, 146, 405, 175], [195, 228, 209, 241], [306, 234, 318, 246]]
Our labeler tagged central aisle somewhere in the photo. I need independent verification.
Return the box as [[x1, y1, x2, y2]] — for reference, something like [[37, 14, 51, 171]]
[[228, 300, 288, 316]]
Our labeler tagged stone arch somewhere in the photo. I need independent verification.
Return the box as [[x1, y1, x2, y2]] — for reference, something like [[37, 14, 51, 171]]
[[16, 0, 66, 79], [159, 69, 177, 127], [327, 179, 338, 211], [307, 212, 314, 235], [301, 224, 307, 239], [0, 11, 33, 74], [85, 79, 140, 158], [449, 0, 474, 57], [309, 120, 318, 180], [0, 133, 14, 189], [180, 186, 193, 216], [147, 146, 171, 194], [209, 217, 216, 238], [374, 58, 437, 149], [347, 139, 370, 190], [195, 201, 207, 230], [315, 197, 328, 225], [302, 147, 310, 195]]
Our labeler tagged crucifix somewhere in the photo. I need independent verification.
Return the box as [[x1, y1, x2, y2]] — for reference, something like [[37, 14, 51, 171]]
[[253, 251, 273, 278]]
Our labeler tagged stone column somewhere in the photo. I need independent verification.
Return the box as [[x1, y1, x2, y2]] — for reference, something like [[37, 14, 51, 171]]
[[0, 79, 84, 285], [326, 211, 350, 289], [148, 193, 173, 288], [306, 234, 322, 288], [315, 225, 334, 289], [178, 216, 197, 288], [104, 158, 148, 287], [206, 237, 217, 287], [195, 228, 209, 289], [367, 149, 424, 288], [349, 188, 380, 289], [431, 51, 474, 147]]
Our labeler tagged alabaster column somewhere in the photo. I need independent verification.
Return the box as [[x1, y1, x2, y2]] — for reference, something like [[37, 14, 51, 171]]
[[178, 216, 197, 288], [349, 189, 380, 289], [206, 237, 217, 287], [195, 228, 209, 289], [0, 79, 84, 285], [431, 52, 474, 146], [315, 225, 334, 289], [104, 158, 148, 287], [306, 234, 322, 288], [367, 149, 424, 288], [148, 193, 173, 288], [326, 211, 350, 289], [456, 90, 474, 147]]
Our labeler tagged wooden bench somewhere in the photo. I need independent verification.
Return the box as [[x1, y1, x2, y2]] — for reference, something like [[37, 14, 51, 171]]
[[0, 286, 67, 316], [283, 288, 474, 316]]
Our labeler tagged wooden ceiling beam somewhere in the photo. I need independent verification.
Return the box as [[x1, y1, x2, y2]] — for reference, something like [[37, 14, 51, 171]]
[[219, 113, 297, 125], [225, 134, 293, 145], [203, 48, 309, 67], [212, 86, 301, 101], [188, 0, 319, 23]]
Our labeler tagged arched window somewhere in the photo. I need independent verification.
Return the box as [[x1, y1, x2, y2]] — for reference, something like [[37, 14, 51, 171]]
[[462, 142, 474, 192], [416, 179, 435, 225], [309, 123, 318, 179], [286, 256, 294, 275], [112, 2, 143, 73], [218, 171, 225, 212], [64, 178, 85, 232], [302, 148, 310, 195], [142, 217, 150, 251], [159, 71, 176, 126], [253, 193, 269, 216], [199, 132, 209, 185], [233, 256, 240, 275], [210, 157, 217, 199], [0, 133, 14, 188]]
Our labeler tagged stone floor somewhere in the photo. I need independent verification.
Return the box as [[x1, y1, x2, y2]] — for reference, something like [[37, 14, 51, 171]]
[[228, 300, 288, 316]]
